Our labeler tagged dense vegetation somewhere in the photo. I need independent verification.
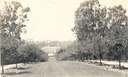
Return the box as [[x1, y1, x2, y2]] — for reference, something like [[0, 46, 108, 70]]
[[0, 1, 48, 74], [18, 41, 48, 63], [55, 0, 128, 69]]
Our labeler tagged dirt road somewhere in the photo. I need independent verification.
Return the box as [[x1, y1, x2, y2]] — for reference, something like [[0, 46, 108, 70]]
[[4, 57, 126, 77]]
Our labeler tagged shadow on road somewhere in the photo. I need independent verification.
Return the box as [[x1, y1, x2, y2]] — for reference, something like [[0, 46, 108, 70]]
[[10, 67, 31, 70]]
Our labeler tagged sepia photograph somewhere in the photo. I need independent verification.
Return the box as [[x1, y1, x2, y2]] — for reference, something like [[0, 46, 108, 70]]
[[0, 0, 128, 77]]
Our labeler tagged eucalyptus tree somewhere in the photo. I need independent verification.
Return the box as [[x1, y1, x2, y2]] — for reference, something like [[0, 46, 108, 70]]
[[73, 0, 108, 65], [107, 5, 128, 68], [0, 1, 30, 74]]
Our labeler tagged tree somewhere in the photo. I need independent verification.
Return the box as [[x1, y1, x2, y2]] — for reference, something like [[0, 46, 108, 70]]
[[55, 41, 80, 61], [113, 43, 124, 68], [17, 42, 48, 63], [124, 45, 128, 61], [107, 5, 128, 68], [73, 0, 108, 65], [0, 1, 30, 74]]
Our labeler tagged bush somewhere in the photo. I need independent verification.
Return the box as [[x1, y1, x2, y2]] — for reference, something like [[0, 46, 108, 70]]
[[17, 42, 48, 63]]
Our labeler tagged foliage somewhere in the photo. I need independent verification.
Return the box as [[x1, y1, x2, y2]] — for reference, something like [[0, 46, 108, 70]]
[[17, 42, 48, 63], [56, 0, 128, 68], [55, 41, 79, 61], [0, 1, 30, 64], [0, 1, 30, 74]]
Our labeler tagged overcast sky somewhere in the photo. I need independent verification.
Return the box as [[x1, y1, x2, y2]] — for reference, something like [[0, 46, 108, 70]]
[[1, 0, 128, 41]]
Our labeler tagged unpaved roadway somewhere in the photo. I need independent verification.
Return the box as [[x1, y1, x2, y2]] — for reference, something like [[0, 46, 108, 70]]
[[4, 57, 126, 77]]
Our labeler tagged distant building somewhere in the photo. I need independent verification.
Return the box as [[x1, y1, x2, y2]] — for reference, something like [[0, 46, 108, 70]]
[[41, 47, 60, 56]]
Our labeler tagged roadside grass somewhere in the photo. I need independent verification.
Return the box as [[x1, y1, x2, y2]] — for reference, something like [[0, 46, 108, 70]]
[[2, 63, 34, 76], [82, 60, 128, 76], [91, 61, 128, 70]]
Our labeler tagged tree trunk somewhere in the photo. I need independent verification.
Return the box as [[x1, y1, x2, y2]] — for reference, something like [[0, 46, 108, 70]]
[[1, 59, 4, 74], [87, 55, 89, 63], [16, 62, 18, 68], [119, 59, 121, 69], [100, 57, 102, 65], [1, 51, 4, 75], [99, 50, 102, 65], [89, 55, 92, 63], [82, 53, 84, 62]]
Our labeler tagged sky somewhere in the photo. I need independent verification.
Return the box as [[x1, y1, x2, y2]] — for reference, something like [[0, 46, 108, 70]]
[[1, 0, 128, 41]]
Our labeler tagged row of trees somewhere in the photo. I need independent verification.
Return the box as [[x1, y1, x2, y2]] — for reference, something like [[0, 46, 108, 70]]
[[55, 0, 128, 69], [0, 1, 48, 74], [37, 40, 73, 48], [55, 41, 79, 61]]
